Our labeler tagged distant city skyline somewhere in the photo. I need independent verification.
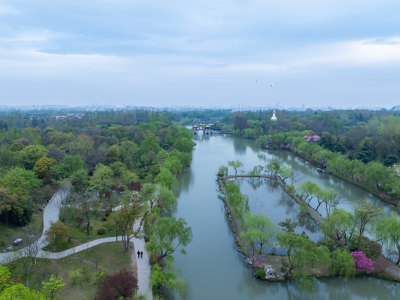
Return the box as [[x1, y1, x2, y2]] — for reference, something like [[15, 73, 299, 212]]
[[0, 0, 400, 108]]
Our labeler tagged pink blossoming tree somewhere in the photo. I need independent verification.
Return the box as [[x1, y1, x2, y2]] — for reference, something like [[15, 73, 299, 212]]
[[351, 251, 374, 274]]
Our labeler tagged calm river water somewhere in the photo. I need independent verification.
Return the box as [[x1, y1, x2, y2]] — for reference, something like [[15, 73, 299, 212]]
[[172, 133, 400, 300]]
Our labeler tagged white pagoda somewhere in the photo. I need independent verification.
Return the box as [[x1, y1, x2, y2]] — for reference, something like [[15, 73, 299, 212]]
[[271, 109, 277, 121]]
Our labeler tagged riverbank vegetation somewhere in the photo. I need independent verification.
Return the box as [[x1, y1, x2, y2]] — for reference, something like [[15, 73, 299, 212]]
[[217, 160, 400, 290], [261, 131, 400, 205]]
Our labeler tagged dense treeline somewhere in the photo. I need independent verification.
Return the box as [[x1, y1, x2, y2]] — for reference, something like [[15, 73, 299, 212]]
[[0, 111, 193, 226], [220, 109, 400, 167], [261, 131, 400, 204]]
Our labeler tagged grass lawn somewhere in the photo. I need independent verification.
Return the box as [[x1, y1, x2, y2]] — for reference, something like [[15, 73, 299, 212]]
[[43, 208, 117, 252], [0, 211, 43, 252], [7, 242, 134, 300]]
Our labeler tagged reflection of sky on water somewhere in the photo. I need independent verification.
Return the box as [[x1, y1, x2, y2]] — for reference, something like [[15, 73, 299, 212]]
[[236, 178, 323, 247], [173, 135, 398, 300]]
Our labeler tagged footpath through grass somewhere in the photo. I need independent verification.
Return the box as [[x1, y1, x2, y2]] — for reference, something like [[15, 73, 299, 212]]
[[43, 207, 117, 252], [7, 242, 133, 300]]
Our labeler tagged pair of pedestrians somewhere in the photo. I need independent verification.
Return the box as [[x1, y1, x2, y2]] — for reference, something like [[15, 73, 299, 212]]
[[137, 250, 143, 258]]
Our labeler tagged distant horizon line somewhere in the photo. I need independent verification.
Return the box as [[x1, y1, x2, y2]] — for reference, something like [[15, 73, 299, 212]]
[[0, 103, 398, 112]]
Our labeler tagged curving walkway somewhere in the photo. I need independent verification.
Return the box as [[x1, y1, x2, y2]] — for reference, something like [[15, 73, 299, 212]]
[[0, 187, 69, 264], [37, 236, 122, 259]]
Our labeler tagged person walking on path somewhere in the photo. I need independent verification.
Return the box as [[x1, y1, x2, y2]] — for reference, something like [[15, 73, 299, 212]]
[[140, 251, 143, 258], [137, 250, 140, 258]]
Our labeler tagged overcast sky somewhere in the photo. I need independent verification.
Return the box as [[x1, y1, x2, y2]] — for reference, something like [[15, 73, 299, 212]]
[[0, 0, 400, 109]]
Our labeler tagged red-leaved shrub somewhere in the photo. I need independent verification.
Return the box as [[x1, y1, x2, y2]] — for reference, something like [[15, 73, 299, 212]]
[[95, 269, 138, 300]]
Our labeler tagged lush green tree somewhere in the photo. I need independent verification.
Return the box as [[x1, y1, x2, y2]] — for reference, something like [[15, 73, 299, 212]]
[[33, 157, 57, 182], [241, 214, 278, 254], [19, 144, 48, 169], [365, 161, 394, 192], [225, 182, 249, 222], [45, 221, 70, 251], [0, 283, 48, 299], [249, 165, 264, 176], [69, 134, 94, 161], [158, 188, 177, 212], [147, 217, 193, 264], [354, 203, 382, 237], [270, 133, 286, 145], [141, 183, 159, 210], [356, 137, 376, 163], [154, 168, 176, 190], [277, 231, 330, 283], [42, 275, 64, 299], [90, 163, 113, 195], [1, 167, 42, 201], [316, 188, 340, 215], [266, 160, 281, 177], [330, 248, 356, 277], [48, 131, 74, 147], [53, 155, 84, 177], [170, 150, 192, 167], [0, 266, 11, 292], [9, 140, 25, 152], [228, 160, 243, 175], [173, 137, 195, 153], [69, 169, 89, 194], [0, 168, 41, 225], [321, 209, 355, 245], [376, 213, 400, 265], [217, 165, 228, 177], [299, 180, 321, 205], [163, 156, 183, 175], [150, 264, 185, 296], [119, 169, 139, 185], [0, 187, 18, 226], [115, 192, 143, 252]]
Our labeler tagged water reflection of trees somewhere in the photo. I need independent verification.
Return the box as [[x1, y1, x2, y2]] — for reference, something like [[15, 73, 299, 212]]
[[232, 137, 247, 154], [173, 167, 194, 199], [240, 178, 322, 241], [322, 277, 400, 300], [247, 178, 264, 190]]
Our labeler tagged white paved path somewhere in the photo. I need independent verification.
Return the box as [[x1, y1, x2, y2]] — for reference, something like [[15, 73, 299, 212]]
[[0, 188, 69, 264], [37, 236, 122, 259], [132, 220, 153, 299]]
